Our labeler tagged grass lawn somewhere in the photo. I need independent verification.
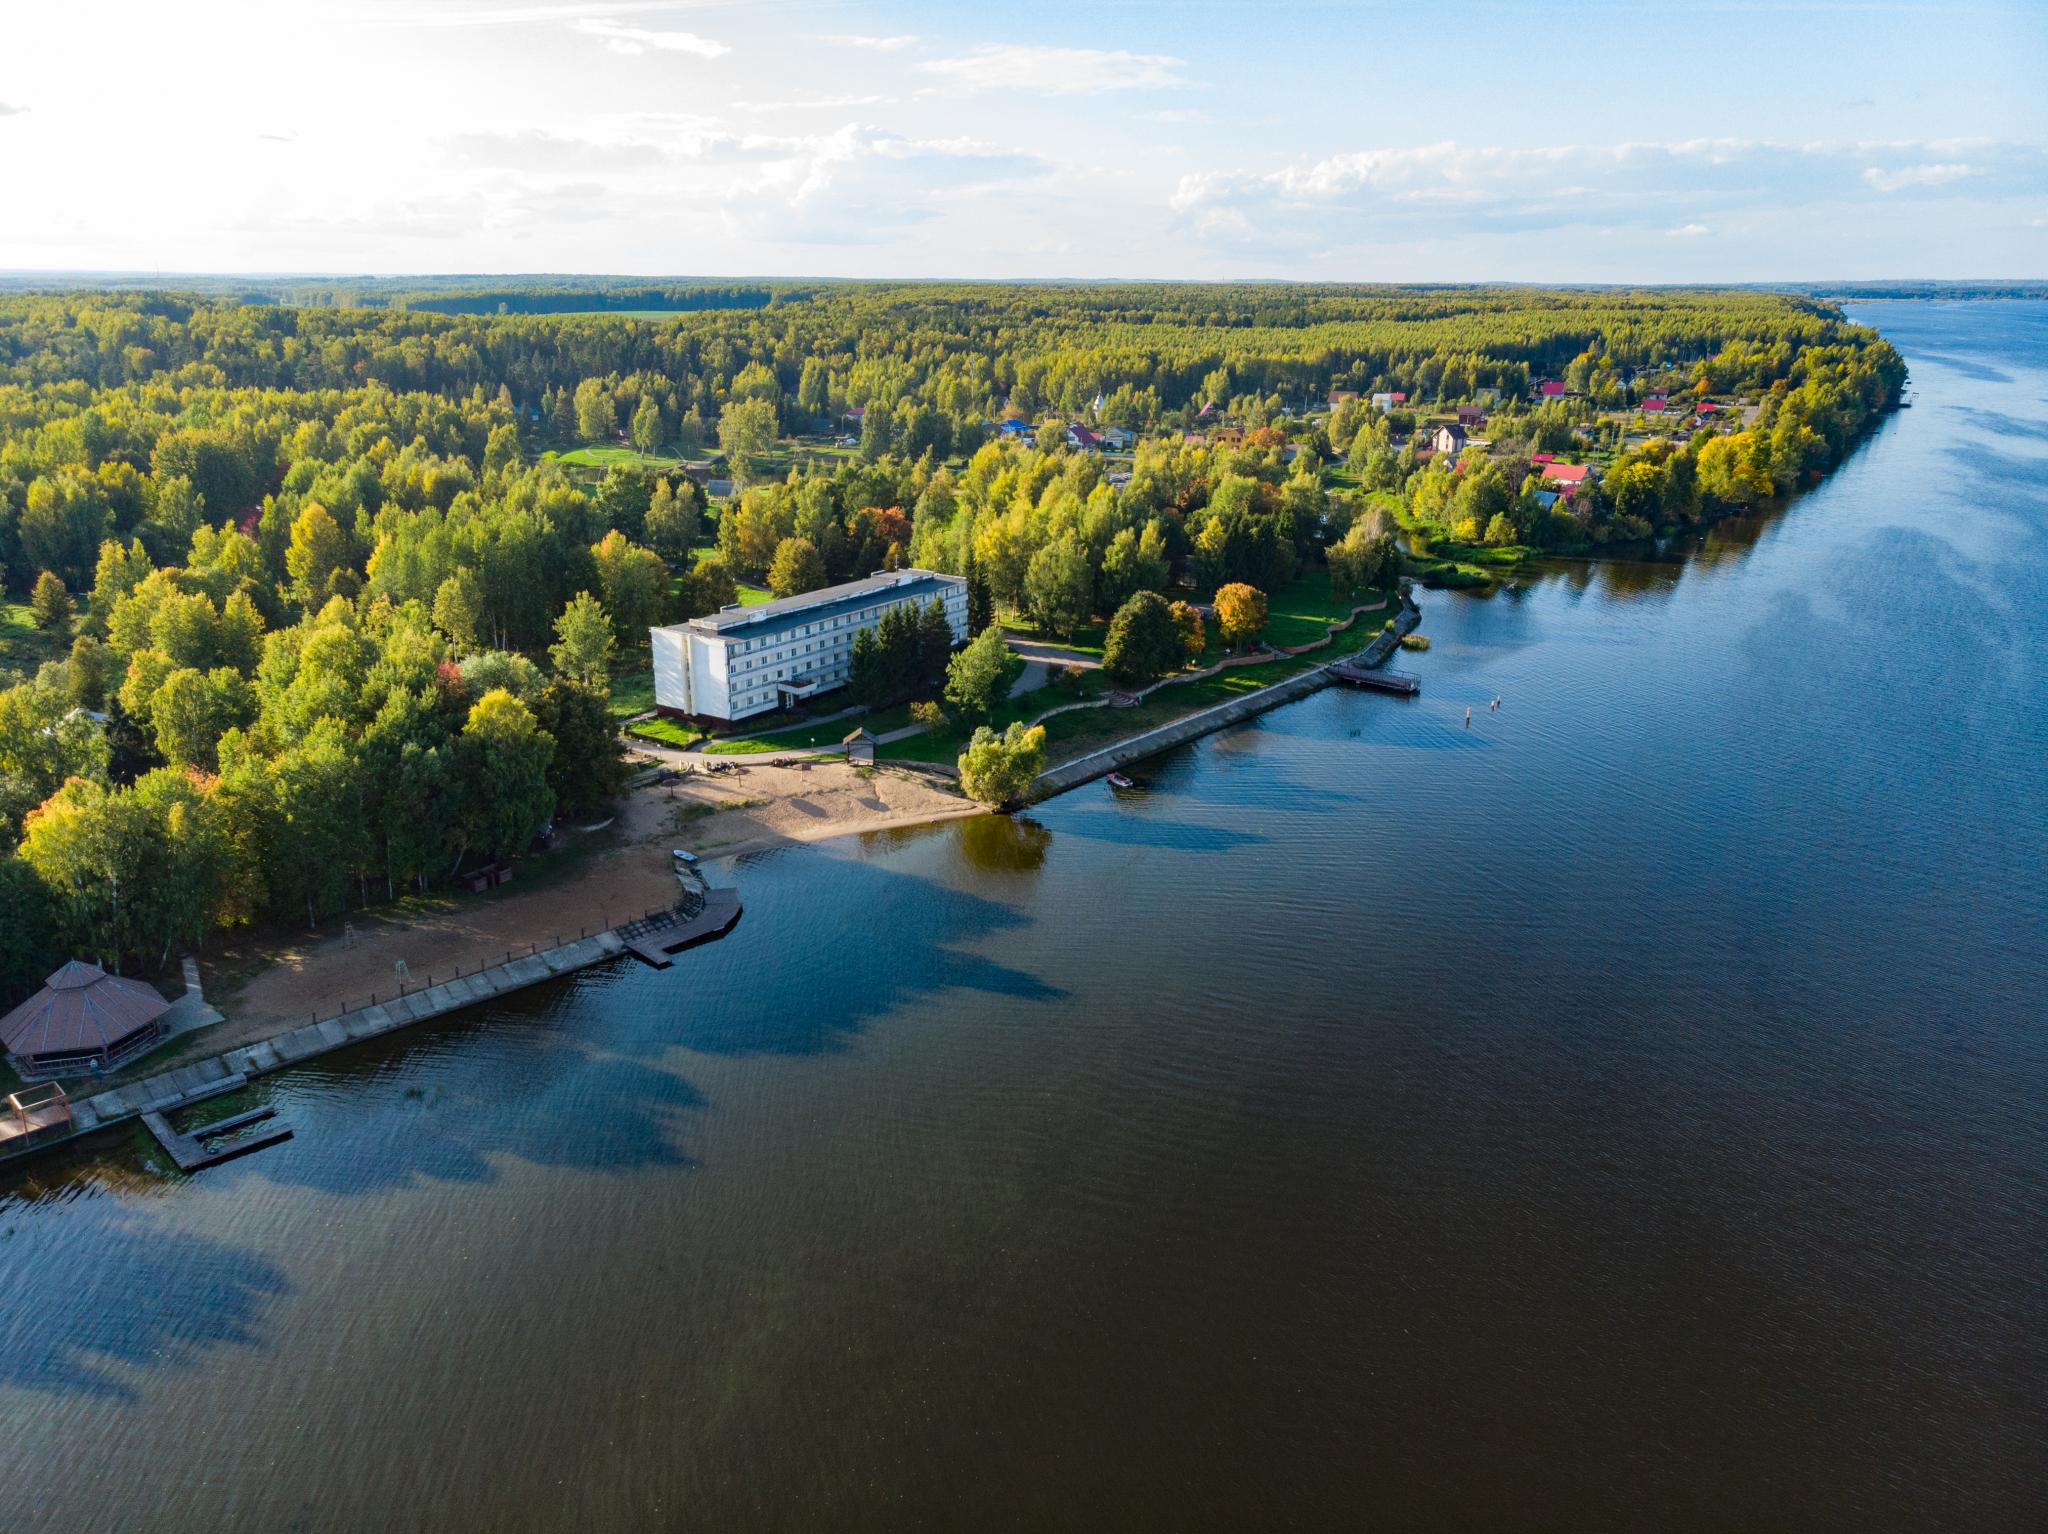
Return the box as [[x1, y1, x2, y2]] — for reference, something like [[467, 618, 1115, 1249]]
[[735, 582, 773, 607], [544, 445, 688, 472], [627, 716, 709, 749], [0, 596, 58, 679], [608, 666, 656, 718], [1261, 566, 1392, 649]]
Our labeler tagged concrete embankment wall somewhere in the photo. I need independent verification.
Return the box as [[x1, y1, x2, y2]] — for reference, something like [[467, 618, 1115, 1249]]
[[5, 931, 629, 1163], [1026, 590, 1420, 803]]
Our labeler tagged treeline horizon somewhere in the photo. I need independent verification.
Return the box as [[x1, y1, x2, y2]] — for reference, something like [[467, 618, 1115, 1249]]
[[0, 282, 1902, 1014]]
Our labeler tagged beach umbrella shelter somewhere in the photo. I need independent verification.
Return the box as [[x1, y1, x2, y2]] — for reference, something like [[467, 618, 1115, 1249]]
[[0, 960, 172, 1081]]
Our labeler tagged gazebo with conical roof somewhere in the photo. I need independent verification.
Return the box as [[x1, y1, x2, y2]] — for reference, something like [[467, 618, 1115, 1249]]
[[0, 961, 172, 1082]]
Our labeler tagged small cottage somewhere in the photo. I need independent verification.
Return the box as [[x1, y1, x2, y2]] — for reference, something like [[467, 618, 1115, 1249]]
[[843, 728, 877, 765]]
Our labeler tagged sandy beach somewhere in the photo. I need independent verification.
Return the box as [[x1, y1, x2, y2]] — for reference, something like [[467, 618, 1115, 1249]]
[[198, 758, 981, 1046]]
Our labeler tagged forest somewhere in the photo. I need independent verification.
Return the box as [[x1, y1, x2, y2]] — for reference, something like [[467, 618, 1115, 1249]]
[[0, 282, 1903, 1006]]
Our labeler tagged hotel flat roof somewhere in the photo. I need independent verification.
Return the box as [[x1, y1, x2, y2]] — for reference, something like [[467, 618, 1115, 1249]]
[[661, 569, 963, 642]]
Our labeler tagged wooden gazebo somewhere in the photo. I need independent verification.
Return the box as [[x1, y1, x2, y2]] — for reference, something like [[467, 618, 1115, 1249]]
[[0, 960, 172, 1081]]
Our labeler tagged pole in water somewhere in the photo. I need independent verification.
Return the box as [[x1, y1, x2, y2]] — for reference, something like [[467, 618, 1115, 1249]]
[[1464, 707, 1472, 727]]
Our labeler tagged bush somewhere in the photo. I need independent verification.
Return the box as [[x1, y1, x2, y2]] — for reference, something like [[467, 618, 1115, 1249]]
[[957, 722, 1046, 807], [1400, 633, 1430, 651], [910, 700, 949, 729]]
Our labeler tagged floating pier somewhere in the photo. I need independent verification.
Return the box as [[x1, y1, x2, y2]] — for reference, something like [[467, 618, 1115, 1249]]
[[618, 888, 743, 968], [1325, 660, 1422, 694]]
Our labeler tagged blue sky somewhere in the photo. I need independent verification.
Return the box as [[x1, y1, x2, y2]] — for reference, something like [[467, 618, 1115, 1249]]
[[1, 0, 2043, 279]]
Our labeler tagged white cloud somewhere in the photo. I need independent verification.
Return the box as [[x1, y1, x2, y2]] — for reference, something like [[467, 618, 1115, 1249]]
[[1170, 139, 2048, 254], [571, 17, 727, 57], [1669, 222, 1710, 237], [361, 1, 685, 28], [1863, 162, 1975, 192], [0, 102, 26, 117], [733, 95, 894, 113], [1137, 108, 1209, 125], [920, 45, 1187, 95], [811, 33, 917, 51]]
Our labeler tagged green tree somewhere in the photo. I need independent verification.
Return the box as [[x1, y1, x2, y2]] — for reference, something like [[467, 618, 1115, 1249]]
[[675, 555, 738, 620], [573, 378, 617, 442], [630, 394, 665, 456], [957, 722, 1045, 808], [30, 570, 73, 631], [1326, 513, 1396, 598], [1214, 582, 1267, 648], [1102, 590, 1182, 684], [433, 569, 485, 657], [549, 591, 616, 686], [535, 679, 627, 820], [718, 397, 778, 484], [150, 666, 255, 770], [458, 689, 556, 862], [943, 627, 1021, 721], [644, 478, 702, 565], [591, 531, 669, 640], [285, 502, 356, 610], [767, 535, 827, 599], [1023, 531, 1093, 639]]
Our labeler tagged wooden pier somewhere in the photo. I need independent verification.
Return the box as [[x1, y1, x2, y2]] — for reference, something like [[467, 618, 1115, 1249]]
[[618, 888, 743, 968], [142, 1101, 293, 1172], [1325, 659, 1422, 694]]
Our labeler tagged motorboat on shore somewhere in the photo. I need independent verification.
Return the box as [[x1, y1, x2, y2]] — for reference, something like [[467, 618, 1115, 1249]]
[[1106, 772, 1136, 790]]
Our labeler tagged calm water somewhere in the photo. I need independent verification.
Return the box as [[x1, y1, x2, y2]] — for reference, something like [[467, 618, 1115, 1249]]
[[3, 302, 2044, 1532]]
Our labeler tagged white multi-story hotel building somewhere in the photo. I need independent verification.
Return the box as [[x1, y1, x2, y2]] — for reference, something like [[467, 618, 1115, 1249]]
[[650, 568, 968, 725]]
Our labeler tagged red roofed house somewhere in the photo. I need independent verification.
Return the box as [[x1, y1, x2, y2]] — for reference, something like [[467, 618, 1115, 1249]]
[[1389, 391, 1407, 405], [1695, 400, 1718, 415], [1539, 379, 1568, 398], [0, 960, 172, 1081], [1530, 453, 1555, 464], [1642, 395, 1667, 414], [1541, 463, 1592, 488]]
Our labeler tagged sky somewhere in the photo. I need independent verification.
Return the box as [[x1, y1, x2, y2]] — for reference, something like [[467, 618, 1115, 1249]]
[[1, 0, 2044, 281]]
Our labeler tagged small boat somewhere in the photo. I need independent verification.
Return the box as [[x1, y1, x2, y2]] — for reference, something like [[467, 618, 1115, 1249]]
[[671, 848, 699, 865], [1106, 772, 1136, 790]]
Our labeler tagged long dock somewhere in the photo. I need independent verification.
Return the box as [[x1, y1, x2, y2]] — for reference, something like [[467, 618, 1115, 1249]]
[[1, 888, 744, 1170]]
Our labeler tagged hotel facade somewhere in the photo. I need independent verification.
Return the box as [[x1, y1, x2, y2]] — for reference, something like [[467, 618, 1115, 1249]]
[[650, 568, 969, 725]]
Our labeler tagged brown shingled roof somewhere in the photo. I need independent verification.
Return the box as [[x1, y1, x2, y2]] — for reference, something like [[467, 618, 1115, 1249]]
[[0, 961, 172, 1060]]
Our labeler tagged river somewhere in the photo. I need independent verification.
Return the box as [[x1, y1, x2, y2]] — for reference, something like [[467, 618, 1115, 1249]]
[[1, 301, 2043, 1532]]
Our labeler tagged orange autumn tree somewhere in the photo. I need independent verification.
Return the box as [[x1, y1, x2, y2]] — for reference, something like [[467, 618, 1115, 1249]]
[[1213, 582, 1267, 649]]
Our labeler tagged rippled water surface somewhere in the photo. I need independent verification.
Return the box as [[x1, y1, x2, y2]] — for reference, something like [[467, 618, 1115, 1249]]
[[3, 302, 2044, 1531]]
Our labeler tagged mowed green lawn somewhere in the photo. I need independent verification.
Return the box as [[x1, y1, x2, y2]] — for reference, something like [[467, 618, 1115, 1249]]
[[545, 445, 691, 472], [0, 596, 58, 678]]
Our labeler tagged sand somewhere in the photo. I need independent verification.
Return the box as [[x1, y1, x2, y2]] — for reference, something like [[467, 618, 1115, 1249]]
[[200, 758, 980, 1042]]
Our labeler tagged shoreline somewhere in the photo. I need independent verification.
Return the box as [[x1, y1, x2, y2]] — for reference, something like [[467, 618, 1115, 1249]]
[[1, 592, 1420, 1170]]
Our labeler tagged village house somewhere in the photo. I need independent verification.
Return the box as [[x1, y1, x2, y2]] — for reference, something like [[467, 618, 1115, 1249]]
[[1538, 379, 1569, 399], [1064, 425, 1100, 450], [1097, 426, 1136, 450], [1540, 463, 1592, 489], [1642, 395, 1668, 415], [1430, 423, 1469, 457], [1457, 405, 1485, 427], [1327, 389, 1360, 410]]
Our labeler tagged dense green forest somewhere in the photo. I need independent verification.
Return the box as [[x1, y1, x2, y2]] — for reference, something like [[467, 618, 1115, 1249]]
[[0, 283, 1902, 1008]]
